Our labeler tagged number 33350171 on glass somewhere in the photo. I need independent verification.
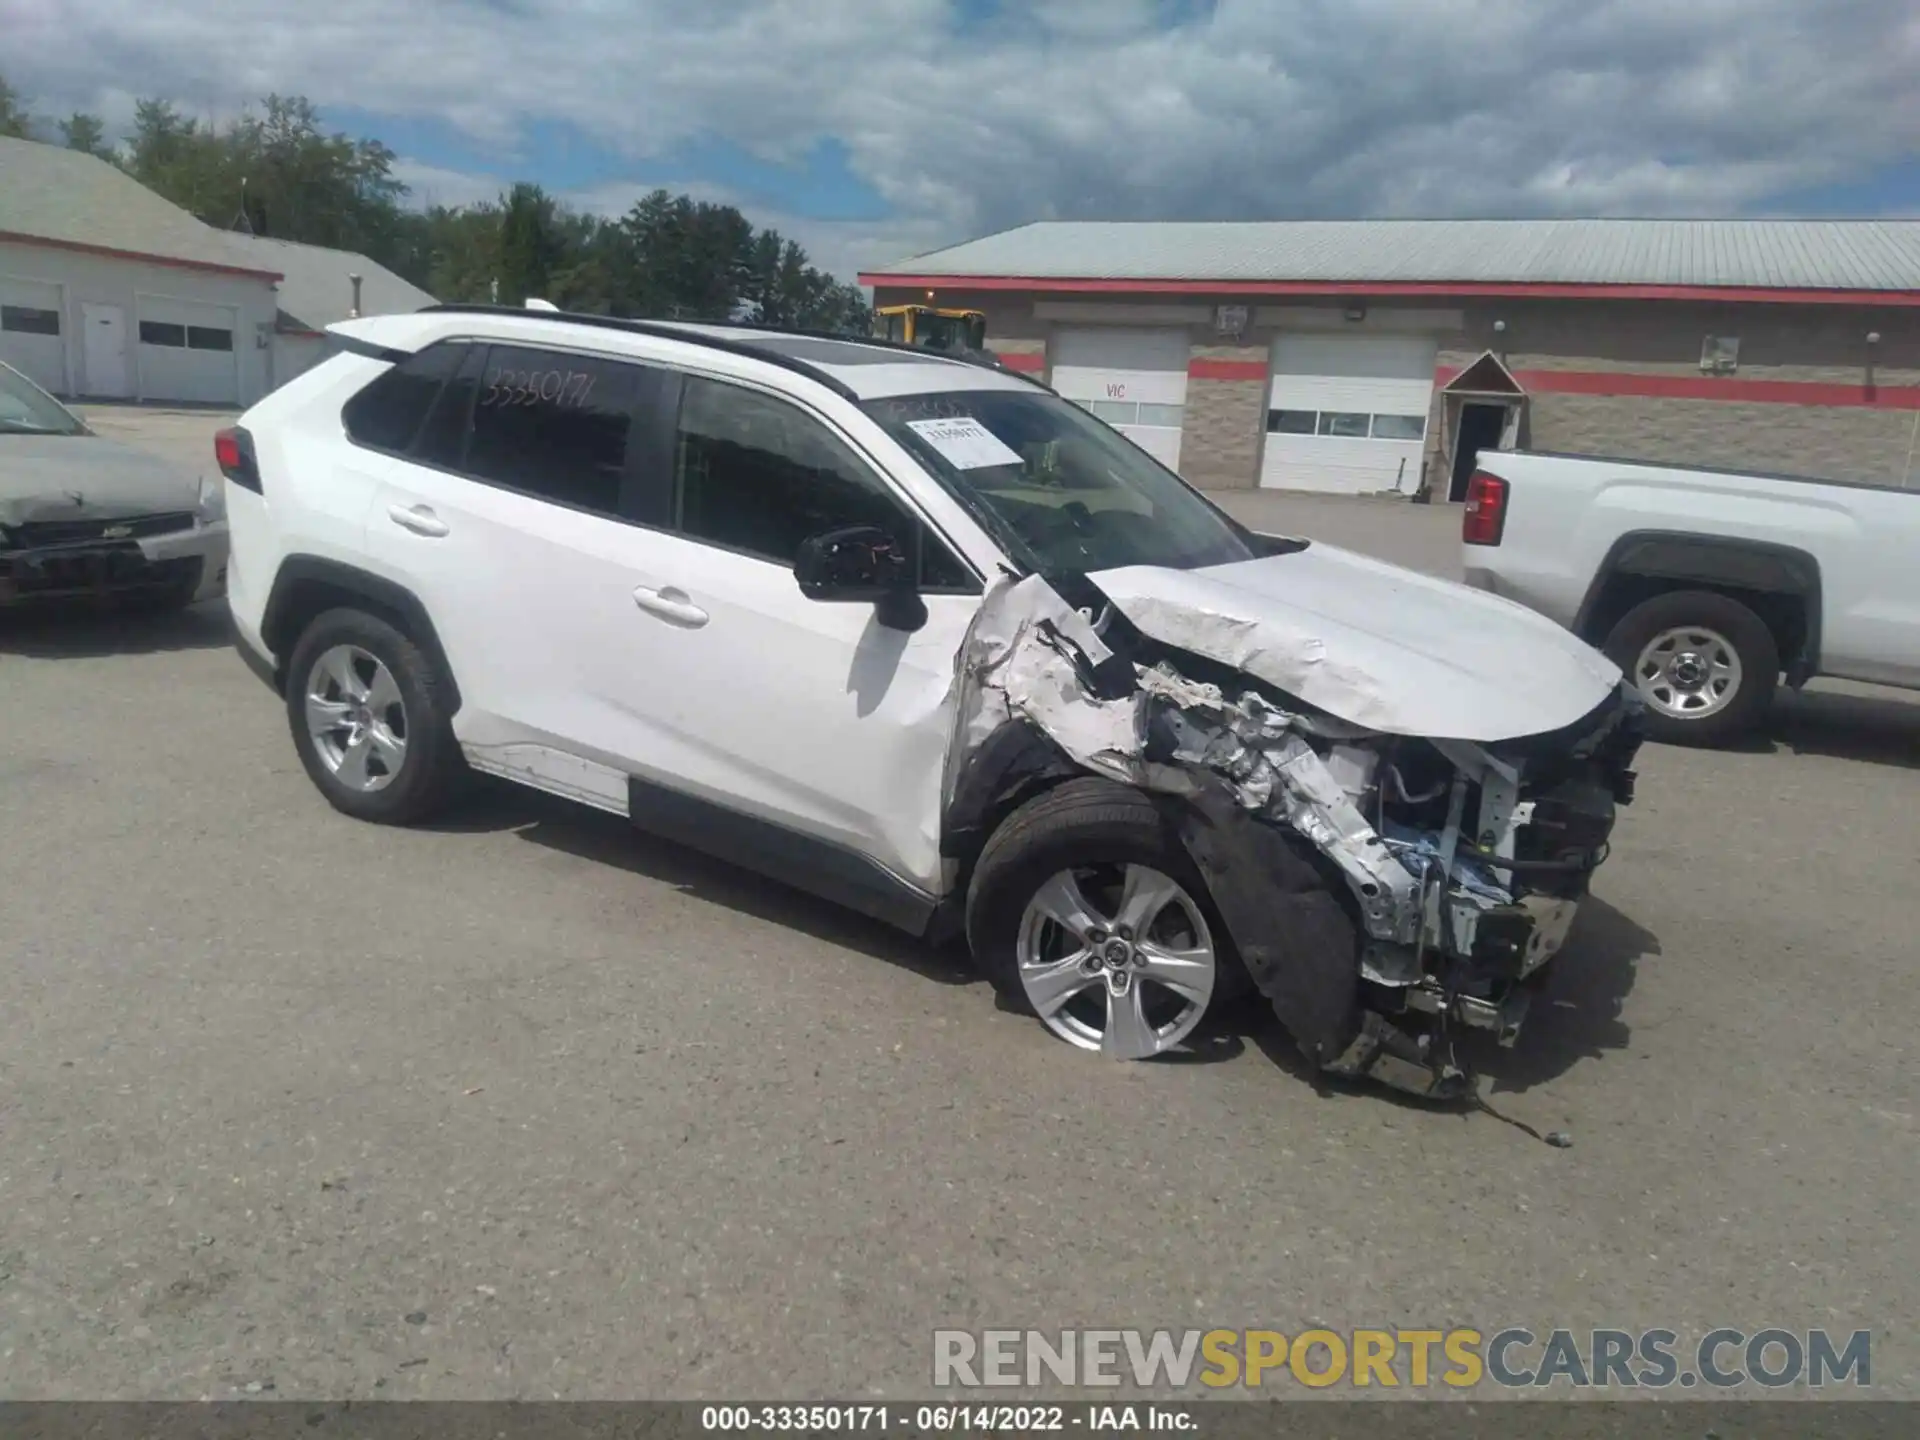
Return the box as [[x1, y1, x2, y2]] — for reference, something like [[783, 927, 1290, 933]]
[[482, 368, 596, 407]]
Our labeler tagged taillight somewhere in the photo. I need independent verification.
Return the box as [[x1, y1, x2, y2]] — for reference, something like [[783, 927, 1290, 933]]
[[214, 426, 262, 493], [1462, 470, 1508, 546]]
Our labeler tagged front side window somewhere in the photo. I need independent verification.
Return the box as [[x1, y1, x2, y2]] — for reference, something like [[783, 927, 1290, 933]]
[[864, 389, 1259, 574], [674, 375, 973, 589], [343, 341, 469, 453], [464, 345, 640, 515]]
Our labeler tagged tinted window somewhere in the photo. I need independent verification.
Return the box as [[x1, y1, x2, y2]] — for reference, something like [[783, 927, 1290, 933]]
[[464, 345, 638, 515], [343, 341, 468, 453], [187, 325, 233, 352], [413, 344, 486, 470], [1267, 409, 1316, 434], [139, 321, 185, 348], [675, 375, 973, 589], [1, 305, 60, 336]]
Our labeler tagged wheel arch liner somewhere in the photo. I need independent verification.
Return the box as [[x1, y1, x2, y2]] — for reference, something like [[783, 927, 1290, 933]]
[[1574, 530, 1824, 675]]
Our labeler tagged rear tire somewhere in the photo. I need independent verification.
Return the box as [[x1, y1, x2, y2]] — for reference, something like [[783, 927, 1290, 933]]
[[285, 607, 466, 825], [966, 778, 1249, 1059], [1603, 589, 1779, 747]]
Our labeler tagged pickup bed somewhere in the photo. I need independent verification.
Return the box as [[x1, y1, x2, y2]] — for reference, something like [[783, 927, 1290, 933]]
[[1459, 450, 1920, 745]]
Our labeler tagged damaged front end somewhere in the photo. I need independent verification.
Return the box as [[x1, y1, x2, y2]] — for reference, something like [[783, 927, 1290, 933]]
[[945, 571, 1643, 1099]]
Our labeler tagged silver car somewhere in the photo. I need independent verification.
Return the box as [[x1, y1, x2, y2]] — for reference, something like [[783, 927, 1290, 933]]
[[0, 359, 228, 611]]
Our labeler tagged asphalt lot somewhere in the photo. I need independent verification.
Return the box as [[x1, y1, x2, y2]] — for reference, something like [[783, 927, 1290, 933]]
[[2, 406, 1916, 1400]]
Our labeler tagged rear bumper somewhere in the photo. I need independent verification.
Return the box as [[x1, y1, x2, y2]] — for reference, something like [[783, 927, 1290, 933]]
[[0, 522, 229, 605]]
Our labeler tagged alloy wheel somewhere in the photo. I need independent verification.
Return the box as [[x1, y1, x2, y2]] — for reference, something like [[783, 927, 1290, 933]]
[[304, 644, 409, 792], [1015, 862, 1217, 1060]]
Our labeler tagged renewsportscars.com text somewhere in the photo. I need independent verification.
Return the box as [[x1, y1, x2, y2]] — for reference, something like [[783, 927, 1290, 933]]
[[933, 1327, 1871, 1390]]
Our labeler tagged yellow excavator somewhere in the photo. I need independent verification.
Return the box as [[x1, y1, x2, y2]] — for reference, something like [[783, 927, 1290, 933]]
[[872, 304, 990, 358]]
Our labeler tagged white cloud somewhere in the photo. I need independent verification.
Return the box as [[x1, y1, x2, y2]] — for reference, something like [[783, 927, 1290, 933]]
[[4, 0, 1917, 280]]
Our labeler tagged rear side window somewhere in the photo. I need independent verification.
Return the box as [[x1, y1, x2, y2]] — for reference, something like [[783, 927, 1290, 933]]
[[413, 345, 487, 470], [344, 342, 468, 452], [463, 345, 640, 515]]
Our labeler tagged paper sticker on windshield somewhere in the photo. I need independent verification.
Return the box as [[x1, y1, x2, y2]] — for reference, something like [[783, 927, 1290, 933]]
[[906, 416, 1023, 470]]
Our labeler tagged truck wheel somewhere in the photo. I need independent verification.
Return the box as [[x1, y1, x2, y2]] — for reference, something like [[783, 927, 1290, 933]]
[[1603, 590, 1779, 747], [966, 778, 1248, 1061]]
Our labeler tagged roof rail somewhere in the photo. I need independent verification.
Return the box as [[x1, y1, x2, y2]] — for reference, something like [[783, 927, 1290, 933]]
[[415, 303, 864, 403], [711, 320, 1059, 393]]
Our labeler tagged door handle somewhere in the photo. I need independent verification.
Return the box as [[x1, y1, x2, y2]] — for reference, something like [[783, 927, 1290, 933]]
[[633, 585, 709, 628], [387, 504, 449, 538]]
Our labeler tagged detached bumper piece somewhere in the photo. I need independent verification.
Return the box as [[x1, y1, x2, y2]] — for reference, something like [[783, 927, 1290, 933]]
[[1, 543, 203, 604]]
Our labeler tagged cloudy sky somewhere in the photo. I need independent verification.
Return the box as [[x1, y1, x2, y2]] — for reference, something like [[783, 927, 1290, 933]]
[[4, 0, 1917, 278]]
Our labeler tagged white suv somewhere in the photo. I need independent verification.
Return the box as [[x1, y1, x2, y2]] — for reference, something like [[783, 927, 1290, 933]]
[[223, 306, 1644, 1096]]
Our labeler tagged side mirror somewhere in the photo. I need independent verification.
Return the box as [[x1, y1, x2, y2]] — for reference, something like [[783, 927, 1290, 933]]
[[794, 524, 927, 632]]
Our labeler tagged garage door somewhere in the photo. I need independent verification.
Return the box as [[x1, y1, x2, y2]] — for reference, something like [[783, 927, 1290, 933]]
[[136, 296, 240, 405], [1, 276, 68, 395], [1260, 334, 1437, 494], [1050, 327, 1190, 470]]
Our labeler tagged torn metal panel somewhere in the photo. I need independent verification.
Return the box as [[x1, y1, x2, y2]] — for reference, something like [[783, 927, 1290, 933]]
[[945, 569, 1640, 1094]]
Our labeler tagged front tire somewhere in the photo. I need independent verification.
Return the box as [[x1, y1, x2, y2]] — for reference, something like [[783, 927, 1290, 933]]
[[1603, 589, 1779, 747], [965, 778, 1247, 1060], [285, 607, 465, 825]]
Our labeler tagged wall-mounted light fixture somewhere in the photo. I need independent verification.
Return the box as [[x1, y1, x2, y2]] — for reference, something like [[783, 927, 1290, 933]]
[[1343, 304, 1367, 323], [1493, 319, 1507, 334]]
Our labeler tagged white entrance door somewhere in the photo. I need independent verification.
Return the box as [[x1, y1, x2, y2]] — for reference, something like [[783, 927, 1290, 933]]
[[1050, 327, 1191, 470], [1, 277, 67, 394], [1260, 333, 1437, 494], [81, 303, 131, 398]]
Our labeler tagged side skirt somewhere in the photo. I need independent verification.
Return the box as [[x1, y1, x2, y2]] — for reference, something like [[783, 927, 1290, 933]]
[[626, 776, 941, 938]]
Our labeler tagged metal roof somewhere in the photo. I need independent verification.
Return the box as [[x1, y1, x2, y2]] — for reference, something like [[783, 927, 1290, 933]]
[[0, 135, 280, 279], [224, 234, 436, 332], [863, 219, 1920, 294]]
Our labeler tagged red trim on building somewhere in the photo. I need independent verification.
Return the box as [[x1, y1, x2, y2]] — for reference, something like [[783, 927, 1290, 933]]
[[1435, 364, 1920, 410], [1188, 358, 1269, 381], [0, 230, 282, 282], [995, 350, 1046, 372], [862, 272, 1920, 308]]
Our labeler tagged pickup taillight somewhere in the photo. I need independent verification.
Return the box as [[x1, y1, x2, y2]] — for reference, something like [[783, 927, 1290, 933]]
[[1462, 470, 1509, 546], [214, 425, 262, 493]]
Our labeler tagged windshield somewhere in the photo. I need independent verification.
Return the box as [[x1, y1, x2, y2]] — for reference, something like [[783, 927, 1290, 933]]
[[916, 312, 986, 352], [0, 364, 85, 436], [865, 389, 1261, 573]]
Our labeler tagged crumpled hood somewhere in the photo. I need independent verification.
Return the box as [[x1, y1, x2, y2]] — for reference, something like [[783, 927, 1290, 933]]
[[0, 434, 201, 529], [1090, 541, 1622, 742]]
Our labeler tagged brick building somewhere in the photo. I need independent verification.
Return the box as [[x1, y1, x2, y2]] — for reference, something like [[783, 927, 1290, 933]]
[[859, 219, 1920, 499]]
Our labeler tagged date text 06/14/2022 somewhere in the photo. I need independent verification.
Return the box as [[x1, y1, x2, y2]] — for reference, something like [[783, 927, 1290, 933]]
[[700, 1405, 1197, 1432]]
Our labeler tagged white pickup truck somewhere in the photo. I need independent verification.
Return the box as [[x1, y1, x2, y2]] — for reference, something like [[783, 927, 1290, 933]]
[[1459, 450, 1920, 745]]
